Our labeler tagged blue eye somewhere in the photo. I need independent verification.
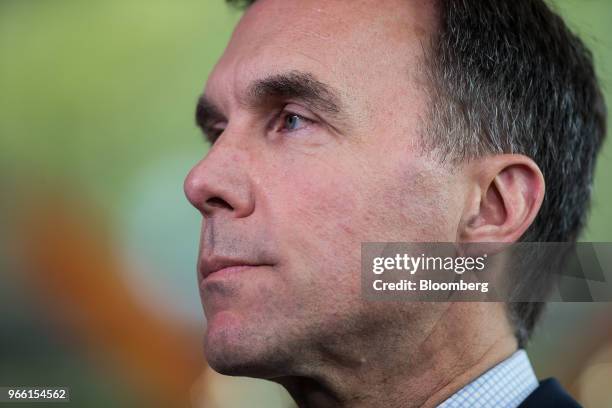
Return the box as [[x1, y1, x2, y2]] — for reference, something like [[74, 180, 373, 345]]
[[282, 113, 308, 131]]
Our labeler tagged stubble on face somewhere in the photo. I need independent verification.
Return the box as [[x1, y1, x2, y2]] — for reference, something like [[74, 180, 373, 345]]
[[192, 0, 469, 380]]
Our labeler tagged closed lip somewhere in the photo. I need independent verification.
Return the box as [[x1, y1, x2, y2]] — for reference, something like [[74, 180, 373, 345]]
[[199, 256, 262, 281]]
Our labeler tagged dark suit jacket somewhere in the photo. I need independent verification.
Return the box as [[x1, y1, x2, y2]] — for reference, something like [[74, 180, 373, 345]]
[[518, 378, 581, 408]]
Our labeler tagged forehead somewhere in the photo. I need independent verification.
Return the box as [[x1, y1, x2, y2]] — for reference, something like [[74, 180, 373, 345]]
[[206, 0, 437, 108]]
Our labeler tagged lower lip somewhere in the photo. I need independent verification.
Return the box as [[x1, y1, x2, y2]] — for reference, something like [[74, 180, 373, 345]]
[[201, 265, 259, 283]]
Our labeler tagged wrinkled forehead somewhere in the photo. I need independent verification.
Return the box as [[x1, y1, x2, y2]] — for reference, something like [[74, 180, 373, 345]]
[[206, 0, 437, 107]]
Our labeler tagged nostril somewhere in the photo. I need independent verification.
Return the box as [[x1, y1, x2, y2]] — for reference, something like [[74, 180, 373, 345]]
[[206, 196, 233, 211]]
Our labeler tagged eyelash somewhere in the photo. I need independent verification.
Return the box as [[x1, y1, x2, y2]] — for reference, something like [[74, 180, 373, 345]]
[[274, 110, 314, 133], [205, 108, 315, 144], [206, 128, 224, 145]]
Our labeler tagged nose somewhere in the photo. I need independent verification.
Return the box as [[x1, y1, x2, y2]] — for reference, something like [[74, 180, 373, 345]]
[[184, 142, 255, 218]]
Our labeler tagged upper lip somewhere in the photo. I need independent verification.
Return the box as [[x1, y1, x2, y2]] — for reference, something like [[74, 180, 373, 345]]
[[199, 256, 260, 280]]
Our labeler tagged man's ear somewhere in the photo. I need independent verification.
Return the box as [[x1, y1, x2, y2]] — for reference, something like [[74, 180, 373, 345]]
[[458, 154, 545, 243]]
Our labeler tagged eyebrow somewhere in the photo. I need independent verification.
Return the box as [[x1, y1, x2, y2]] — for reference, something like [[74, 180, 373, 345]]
[[246, 71, 343, 115], [195, 71, 347, 141]]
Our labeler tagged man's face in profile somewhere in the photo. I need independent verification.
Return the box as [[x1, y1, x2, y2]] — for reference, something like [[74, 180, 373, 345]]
[[185, 0, 470, 377]]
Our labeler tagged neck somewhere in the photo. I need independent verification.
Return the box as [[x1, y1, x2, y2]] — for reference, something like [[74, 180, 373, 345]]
[[274, 302, 518, 408]]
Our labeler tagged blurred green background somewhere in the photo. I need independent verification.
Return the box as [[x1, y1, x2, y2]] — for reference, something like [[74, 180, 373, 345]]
[[1, 0, 611, 407]]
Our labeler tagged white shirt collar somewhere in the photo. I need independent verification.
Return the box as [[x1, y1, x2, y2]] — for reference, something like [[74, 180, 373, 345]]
[[438, 349, 538, 408]]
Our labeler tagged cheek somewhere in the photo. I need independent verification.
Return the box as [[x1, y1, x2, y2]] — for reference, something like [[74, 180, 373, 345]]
[[377, 164, 458, 242], [271, 159, 364, 292], [270, 149, 362, 237], [265, 151, 461, 297], [285, 167, 361, 252]]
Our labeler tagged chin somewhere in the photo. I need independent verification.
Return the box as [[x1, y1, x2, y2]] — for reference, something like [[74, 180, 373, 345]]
[[204, 311, 288, 378]]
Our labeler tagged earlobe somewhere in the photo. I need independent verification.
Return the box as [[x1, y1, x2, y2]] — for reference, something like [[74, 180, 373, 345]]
[[459, 155, 545, 244]]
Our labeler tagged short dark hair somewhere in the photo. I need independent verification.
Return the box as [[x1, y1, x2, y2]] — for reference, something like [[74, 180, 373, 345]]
[[225, 0, 607, 346]]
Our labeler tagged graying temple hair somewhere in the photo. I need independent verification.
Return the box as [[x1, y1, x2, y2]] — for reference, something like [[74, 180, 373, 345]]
[[424, 0, 606, 345]]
